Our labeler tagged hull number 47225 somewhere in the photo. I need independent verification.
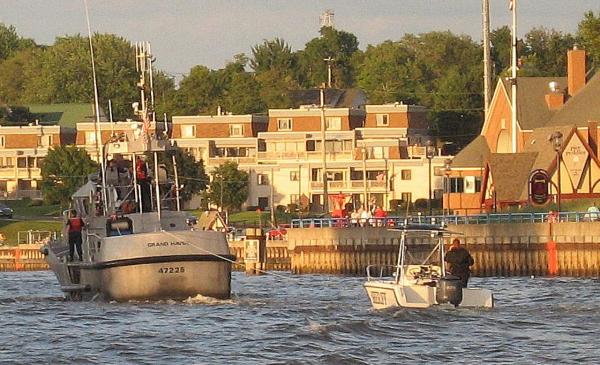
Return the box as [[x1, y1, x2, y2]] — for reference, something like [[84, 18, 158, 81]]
[[158, 267, 185, 274]]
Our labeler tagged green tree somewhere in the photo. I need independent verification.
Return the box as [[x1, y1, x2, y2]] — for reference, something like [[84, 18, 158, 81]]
[[40, 146, 97, 206], [356, 41, 414, 104], [521, 27, 575, 76], [0, 48, 39, 103], [172, 65, 223, 115], [577, 11, 600, 70], [490, 26, 512, 77], [0, 23, 35, 61], [152, 70, 177, 119], [250, 38, 295, 73], [153, 148, 208, 202], [19, 34, 137, 118], [207, 161, 249, 212], [297, 26, 360, 88], [251, 38, 297, 108]]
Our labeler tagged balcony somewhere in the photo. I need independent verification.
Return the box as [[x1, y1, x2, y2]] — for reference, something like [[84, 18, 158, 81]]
[[207, 157, 256, 165], [257, 151, 353, 161], [310, 180, 387, 191]]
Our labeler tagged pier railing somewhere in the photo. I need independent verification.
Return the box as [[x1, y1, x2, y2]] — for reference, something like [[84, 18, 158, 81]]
[[291, 211, 593, 228]]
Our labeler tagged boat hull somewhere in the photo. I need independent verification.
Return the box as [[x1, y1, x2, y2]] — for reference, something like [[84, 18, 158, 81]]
[[364, 280, 494, 309], [83, 260, 231, 301], [45, 229, 234, 302]]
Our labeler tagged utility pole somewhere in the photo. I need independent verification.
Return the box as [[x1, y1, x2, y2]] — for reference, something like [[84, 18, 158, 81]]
[[324, 56, 334, 88], [510, 0, 518, 153], [270, 167, 275, 225], [482, 0, 491, 119], [320, 85, 329, 214]]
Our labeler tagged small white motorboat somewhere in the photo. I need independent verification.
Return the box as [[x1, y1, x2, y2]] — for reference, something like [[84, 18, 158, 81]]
[[364, 224, 493, 309]]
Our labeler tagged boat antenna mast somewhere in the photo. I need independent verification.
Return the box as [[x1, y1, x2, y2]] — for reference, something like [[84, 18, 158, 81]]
[[84, 0, 107, 210], [134, 41, 155, 148]]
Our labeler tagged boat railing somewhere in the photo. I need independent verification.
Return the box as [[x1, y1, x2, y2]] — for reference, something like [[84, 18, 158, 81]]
[[366, 264, 398, 281], [292, 211, 590, 228]]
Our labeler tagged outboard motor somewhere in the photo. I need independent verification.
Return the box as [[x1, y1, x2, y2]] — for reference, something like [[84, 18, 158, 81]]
[[436, 276, 463, 307]]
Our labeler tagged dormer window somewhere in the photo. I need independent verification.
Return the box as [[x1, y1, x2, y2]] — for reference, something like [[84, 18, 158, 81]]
[[376, 114, 389, 126], [229, 124, 244, 137], [85, 131, 97, 145], [277, 118, 292, 131], [181, 125, 196, 138], [325, 117, 341, 130]]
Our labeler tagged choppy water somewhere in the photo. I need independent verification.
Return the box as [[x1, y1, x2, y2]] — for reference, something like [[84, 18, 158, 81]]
[[0, 271, 599, 364]]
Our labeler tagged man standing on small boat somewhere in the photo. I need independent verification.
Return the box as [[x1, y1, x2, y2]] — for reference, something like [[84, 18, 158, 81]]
[[444, 238, 474, 287]]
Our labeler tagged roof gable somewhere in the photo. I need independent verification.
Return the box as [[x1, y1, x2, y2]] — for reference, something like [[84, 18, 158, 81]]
[[502, 77, 567, 131], [487, 152, 538, 201], [451, 135, 490, 169]]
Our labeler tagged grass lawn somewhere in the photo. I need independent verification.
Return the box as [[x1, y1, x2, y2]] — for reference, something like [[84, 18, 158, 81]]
[[0, 219, 62, 246], [2, 199, 62, 218]]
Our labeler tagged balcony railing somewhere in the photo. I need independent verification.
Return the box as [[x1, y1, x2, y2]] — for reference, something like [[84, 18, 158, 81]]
[[291, 212, 593, 228], [310, 180, 387, 191]]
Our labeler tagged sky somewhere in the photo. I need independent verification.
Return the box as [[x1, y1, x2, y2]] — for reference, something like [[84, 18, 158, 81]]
[[1, 0, 599, 80]]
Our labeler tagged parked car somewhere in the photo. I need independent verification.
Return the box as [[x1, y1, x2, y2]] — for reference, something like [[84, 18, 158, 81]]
[[0, 204, 13, 219]]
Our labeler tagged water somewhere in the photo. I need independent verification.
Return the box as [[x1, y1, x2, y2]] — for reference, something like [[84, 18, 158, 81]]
[[1, 272, 598, 364]]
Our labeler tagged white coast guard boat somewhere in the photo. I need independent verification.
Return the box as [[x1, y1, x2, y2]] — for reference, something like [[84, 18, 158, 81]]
[[41, 41, 233, 301], [364, 224, 493, 309]]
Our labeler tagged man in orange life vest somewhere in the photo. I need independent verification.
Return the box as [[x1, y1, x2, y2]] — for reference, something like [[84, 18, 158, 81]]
[[66, 210, 85, 261], [136, 156, 152, 212]]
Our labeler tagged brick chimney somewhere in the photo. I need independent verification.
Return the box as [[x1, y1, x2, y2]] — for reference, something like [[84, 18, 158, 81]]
[[567, 47, 586, 97], [545, 81, 564, 110]]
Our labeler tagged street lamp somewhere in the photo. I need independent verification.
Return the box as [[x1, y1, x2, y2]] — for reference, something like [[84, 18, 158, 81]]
[[551, 131, 563, 212], [426, 141, 436, 217], [444, 159, 452, 216]]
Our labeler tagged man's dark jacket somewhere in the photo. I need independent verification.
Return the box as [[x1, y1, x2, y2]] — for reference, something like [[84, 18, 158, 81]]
[[444, 247, 474, 276]]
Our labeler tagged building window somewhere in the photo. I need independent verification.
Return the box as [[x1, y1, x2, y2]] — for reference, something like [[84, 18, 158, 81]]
[[401, 192, 412, 204], [277, 118, 292, 131], [85, 131, 96, 145], [3, 157, 13, 167], [401, 169, 412, 180], [257, 174, 269, 185], [290, 194, 300, 204], [306, 140, 316, 152], [325, 117, 341, 130], [229, 124, 244, 137], [258, 197, 269, 210], [38, 135, 52, 146], [0, 136, 5, 148], [325, 140, 344, 153], [464, 176, 482, 193], [350, 168, 363, 180], [311, 168, 321, 181], [376, 114, 389, 126], [449, 177, 464, 193], [17, 157, 28, 168], [181, 125, 196, 138], [290, 171, 299, 181]]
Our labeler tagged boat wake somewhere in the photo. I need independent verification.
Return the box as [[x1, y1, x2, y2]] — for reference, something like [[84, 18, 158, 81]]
[[183, 294, 235, 306]]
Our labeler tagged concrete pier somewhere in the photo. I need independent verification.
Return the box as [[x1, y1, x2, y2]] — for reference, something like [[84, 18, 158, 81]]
[[4, 222, 600, 277]]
